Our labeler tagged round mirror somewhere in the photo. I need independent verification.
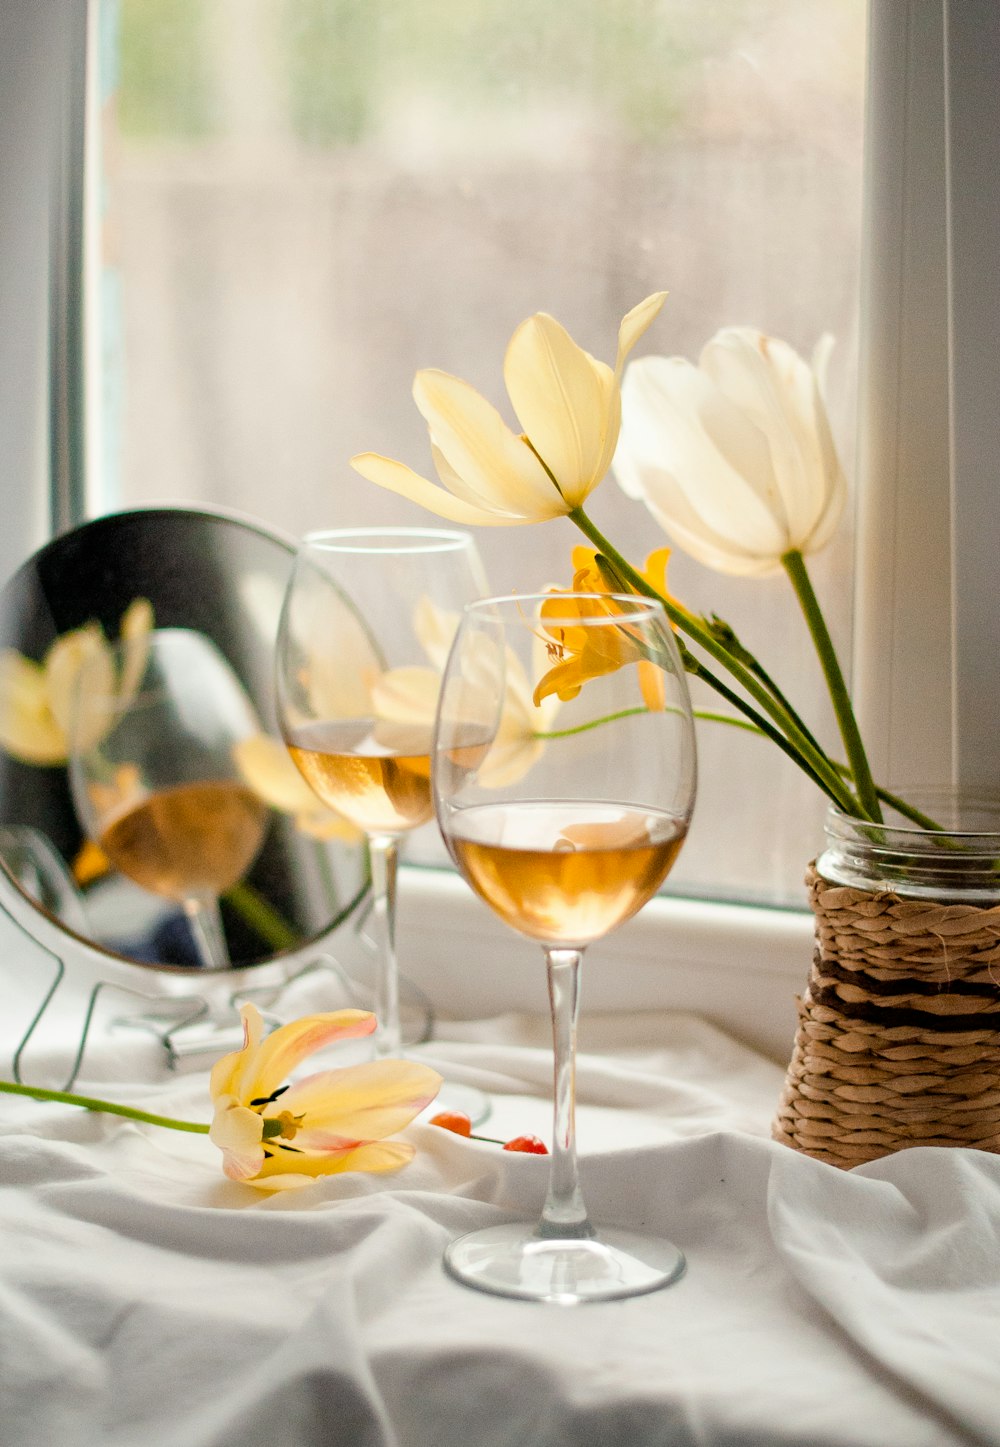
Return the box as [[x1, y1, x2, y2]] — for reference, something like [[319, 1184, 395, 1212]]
[[0, 507, 368, 976]]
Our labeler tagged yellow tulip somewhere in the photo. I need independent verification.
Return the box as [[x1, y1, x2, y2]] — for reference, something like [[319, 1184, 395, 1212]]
[[0, 599, 154, 765], [350, 294, 667, 525], [614, 328, 846, 577], [209, 1003, 441, 1191]]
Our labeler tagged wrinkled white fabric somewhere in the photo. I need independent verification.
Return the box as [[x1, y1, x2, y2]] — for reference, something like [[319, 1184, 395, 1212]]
[[2, 1006, 1000, 1447]]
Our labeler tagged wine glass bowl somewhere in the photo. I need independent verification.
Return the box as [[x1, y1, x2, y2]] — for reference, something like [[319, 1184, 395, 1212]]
[[69, 628, 268, 971], [433, 592, 697, 1302], [275, 527, 489, 1075]]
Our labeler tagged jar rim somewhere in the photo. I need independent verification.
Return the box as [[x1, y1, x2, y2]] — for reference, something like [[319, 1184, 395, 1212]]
[[826, 802, 1000, 846]]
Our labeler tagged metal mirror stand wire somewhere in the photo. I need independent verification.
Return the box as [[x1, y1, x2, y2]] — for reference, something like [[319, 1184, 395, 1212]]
[[6, 888, 436, 1092]]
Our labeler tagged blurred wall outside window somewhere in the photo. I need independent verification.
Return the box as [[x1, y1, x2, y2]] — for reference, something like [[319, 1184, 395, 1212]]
[[92, 0, 867, 906]]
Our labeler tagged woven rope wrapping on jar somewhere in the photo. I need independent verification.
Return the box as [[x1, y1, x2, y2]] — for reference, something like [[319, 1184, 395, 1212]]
[[772, 863, 1000, 1169]]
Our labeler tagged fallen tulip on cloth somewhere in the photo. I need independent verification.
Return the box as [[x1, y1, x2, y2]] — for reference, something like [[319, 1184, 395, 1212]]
[[209, 1004, 443, 1190]]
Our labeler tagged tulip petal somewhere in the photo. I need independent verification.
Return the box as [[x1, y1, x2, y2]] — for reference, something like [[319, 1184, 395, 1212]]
[[370, 666, 441, 727], [615, 292, 669, 379], [245, 1009, 378, 1104], [209, 1003, 267, 1102], [413, 596, 460, 672], [249, 1139, 416, 1189], [805, 334, 848, 552], [278, 1058, 441, 1143], [503, 313, 611, 504], [617, 357, 791, 569], [234, 733, 319, 815], [413, 370, 567, 519], [351, 451, 534, 526], [700, 331, 808, 541], [0, 652, 68, 763], [117, 598, 154, 704], [597, 292, 672, 487], [210, 1100, 266, 1181], [477, 735, 545, 789], [47, 626, 115, 748]]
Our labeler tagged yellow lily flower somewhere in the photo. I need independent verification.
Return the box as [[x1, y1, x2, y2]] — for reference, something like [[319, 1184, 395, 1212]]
[[533, 549, 674, 709], [0, 599, 154, 765], [232, 734, 362, 842], [209, 1002, 442, 1191], [350, 293, 668, 525]]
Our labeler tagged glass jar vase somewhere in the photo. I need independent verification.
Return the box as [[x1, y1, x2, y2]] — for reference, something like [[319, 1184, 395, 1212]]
[[773, 804, 1000, 1169]]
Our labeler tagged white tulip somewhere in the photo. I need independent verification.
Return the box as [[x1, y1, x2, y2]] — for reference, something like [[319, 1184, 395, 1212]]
[[613, 328, 847, 577]]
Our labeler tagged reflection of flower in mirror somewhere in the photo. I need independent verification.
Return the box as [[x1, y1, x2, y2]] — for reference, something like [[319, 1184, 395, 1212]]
[[233, 734, 362, 841], [209, 1003, 441, 1191], [0, 599, 154, 765]]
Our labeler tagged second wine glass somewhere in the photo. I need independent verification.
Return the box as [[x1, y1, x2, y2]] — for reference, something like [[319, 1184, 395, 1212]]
[[275, 528, 489, 1104], [433, 592, 697, 1301]]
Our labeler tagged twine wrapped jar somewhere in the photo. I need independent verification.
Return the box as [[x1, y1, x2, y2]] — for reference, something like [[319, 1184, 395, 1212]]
[[772, 806, 1000, 1169]]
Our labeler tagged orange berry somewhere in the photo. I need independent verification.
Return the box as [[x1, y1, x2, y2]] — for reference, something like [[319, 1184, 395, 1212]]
[[502, 1134, 548, 1154], [429, 1110, 473, 1137]]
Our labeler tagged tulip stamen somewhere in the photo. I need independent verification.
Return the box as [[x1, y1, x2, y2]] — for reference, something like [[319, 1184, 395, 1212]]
[[522, 435, 564, 497]]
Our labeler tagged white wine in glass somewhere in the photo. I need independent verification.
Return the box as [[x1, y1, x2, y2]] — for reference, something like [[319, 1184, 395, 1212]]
[[69, 628, 269, 970], [433, 592, 697, 1302], [275, 528, 490, 1116]]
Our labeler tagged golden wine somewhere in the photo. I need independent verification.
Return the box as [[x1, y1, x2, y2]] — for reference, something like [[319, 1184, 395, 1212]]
[[448, 801, 686, 945], [286, 719, 434, 834], [99, 779, 268, 902]]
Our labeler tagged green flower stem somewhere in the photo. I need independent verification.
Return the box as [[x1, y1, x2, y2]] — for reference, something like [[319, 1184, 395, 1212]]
[[0, 1079, 209, 1132], [567, 507, 858, 814], [781, 549, 882, 823], [535, 706, 650, 739], [685, 651, 847, 798], [706, 615, 824, 755], [535, 706, 762, 742], [223, 882, 299, 952]]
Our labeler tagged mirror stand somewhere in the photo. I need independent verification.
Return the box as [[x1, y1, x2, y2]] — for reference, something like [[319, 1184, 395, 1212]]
[[4, 883, 438, 1090], [2, 882, 382, 1089]]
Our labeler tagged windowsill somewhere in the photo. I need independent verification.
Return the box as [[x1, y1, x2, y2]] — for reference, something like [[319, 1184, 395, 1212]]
[[387, 866, 812, 1065]]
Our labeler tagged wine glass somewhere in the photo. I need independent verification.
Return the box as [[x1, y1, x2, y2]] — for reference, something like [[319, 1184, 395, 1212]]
[[275, 527, 490, 1116], [69, 628, 269, 971], [433, 592, 697, 1302]]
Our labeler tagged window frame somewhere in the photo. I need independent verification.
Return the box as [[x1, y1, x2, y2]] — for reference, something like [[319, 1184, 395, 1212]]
[[1, 0, 996, 1053]]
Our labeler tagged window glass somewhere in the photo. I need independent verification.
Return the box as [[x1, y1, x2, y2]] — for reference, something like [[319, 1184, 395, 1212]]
[[93, 0, 867, 906]]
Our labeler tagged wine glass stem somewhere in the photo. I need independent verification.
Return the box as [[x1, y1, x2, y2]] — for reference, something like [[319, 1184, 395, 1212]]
[[183, 894, 231, 972], [367, 833, 402, 1059], [538, 947, 594, 1240]]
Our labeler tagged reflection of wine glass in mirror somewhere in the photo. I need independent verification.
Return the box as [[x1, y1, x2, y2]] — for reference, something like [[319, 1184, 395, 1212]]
[[275, 528, 489, 1103], [69, 629, 269, 971], [433, 592, 697, 1302]]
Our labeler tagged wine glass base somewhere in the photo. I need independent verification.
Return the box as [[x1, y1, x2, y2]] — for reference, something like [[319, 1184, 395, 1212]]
[[423, 1080, 492, 1127], [444, 1223, 685, 1303]]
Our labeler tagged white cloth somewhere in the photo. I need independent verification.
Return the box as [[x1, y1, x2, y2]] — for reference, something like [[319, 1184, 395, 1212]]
[[2, 1007, 1000, 1447]]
